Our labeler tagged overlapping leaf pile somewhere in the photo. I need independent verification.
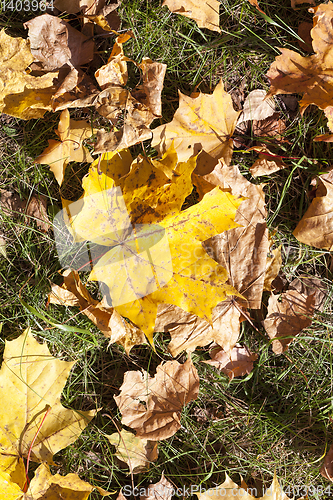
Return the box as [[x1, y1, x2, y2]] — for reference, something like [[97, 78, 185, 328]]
[[1, 0, 333, 497]]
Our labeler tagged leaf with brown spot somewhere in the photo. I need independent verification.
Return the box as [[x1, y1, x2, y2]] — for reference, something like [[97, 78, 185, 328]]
[[162, 0, 221, 32], [152, 79, 240, 172], [0, 329, 96, 465], [263, 289, 315, 354], [114, 357, 199, 440], [35, 109, 97, 186]]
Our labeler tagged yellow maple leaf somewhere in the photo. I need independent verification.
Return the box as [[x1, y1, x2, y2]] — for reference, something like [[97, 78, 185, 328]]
[[107, 429, 158, 474], [0, 329, 96, 466], [0, 30, 57, 120], [152, 80, 240, 172], [266, 3, 333, 118], [162, 0, 221, 32], [0, 457, 110, 499], [35, 109, 97, 186]]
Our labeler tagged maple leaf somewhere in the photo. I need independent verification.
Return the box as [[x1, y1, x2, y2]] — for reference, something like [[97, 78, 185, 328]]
[[0, 190, 51, 234], [0, 457, 110, 499], [0, 329, 96, 465], [114, 357, 199, 440], [293, 169, 333, 250], [266, 3, 333, 119], [152, 79, 240, 172], [248, 146, 286, 177], [107, 429, 158, 473], [196, 473, 292, 499], [49, 269, 146, 353], [204, 344, 258, 380], [35, 109, 97, 186], [263, 289, 315, 353], [24, 14, 94, 72], [0, 30, 57, 119], [162, 0, 221, 33], [140, 474, 174, 500]]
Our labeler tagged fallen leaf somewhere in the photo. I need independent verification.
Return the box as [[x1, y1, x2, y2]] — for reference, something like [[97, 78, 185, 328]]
[[263, 289, 315, 353], [54, 0, 120, 16], [108, 429, 158, 473], [114, 357, 199, 440], [266, 3, 333, 117], [247, 0, 266, 14], [0, 190, 51, 233], [236, 90, 276, 128], [293, 169, 333, 249], [152, 79, 240, 171], [249, 146, 286, 177], [0, 329, 96, 465], [0, 29, 57, 119], [289, 275, 327, 311], [24, 14, 94, 71], [196, 473, 292, 499], [162, 0, 221, 32], [0, 457, 110, 499], [204, 344, 258, 380], [35, 109, 96, 185], [95, 33, 130, 89], [321, 443, 333, 481], [140, 474, 174, 500], [155, 301, 243, 357], [264, 244, 282, 292], [298, 21, 313, 53]]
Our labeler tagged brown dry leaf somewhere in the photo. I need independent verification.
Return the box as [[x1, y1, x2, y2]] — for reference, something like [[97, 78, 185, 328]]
[[95, 33, 131, 89], [293, 169, 333, 249], [54, 0, 120, 16], [24, 14, 94, 71], [0, 329, 96, 465], [152, 80, 240, 172], [108, 429, 158, 474], [236, 90, 276, 130], [196, 473, 292, 500], [0, 29, 57, 119], [95, 57, 166, 152], [114, 357, 199, 440], [35, 109, 96, 185], [249, 146, 286, 177], [263, 289, 315, 354], [155, 301, 243, 357], [140, 474, 174, 500], [321, 443, 333, 481], [162, 0, 221, 32], [289, 275, 327, 312], [298, 21, 313, 53], [266, 3, 333, 117], [0, 190, 51, 233], [202, 163, 269, 310], [204, 344, 258, 380]]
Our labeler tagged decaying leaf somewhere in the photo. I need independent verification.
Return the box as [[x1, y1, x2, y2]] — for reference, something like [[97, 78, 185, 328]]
[[263, 289, 315, 353], [266, 3, 333, 119], [35, 109, 96, 185], [155, 300, 244, 357], [196, 473, 292, 500], [108, 429, 158, 473], [293, 169, 333, 249], [264, 244, 282, 292], [0, 329, 96, 465], [248, 146, 286, 177], [289, 275, 327, 312], [204, 344, 257, 380], [152, 80, 240, 171], [140, 474, 174, 500], [0, 30, 57, 119], [0, 457, 110, 499], [24, 14, 94, 71], [162, 0, 221, 33], [114, 357, 199, 440], [0, 190, 51, 233]]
